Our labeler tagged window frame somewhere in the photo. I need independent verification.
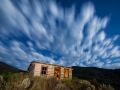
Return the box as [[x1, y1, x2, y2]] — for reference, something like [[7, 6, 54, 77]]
[[41, 65, 48, 76]]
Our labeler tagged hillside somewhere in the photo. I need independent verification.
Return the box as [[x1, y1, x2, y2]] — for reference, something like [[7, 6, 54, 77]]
[[0, 61, 20, 74], [72, 66, 120, 90], [0, 61, 119, 90]]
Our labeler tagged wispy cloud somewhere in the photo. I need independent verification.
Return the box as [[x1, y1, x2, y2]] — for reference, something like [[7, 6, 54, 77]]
[[0, 0, 120, 70]]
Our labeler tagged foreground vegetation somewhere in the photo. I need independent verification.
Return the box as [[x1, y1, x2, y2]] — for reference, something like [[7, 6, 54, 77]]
[[0, 62, 119, 90], [0, 73, 115, 90]]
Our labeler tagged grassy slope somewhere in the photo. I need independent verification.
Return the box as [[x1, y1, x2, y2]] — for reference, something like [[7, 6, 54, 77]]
[[72, 66, 120, 90]]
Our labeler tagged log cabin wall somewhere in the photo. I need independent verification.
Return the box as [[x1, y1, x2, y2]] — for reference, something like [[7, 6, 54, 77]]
[[28, 61, 72, 79], [69, 68, 72, 79], [47, 65, 54, 77], [33, 63, 55, 76], [34, 63, 41, 76], [60, 67, 64, 79], [28, 63, 35, 75]]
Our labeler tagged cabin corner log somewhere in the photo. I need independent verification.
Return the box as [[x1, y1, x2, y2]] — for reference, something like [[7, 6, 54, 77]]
[[28, 61, 72, 80]]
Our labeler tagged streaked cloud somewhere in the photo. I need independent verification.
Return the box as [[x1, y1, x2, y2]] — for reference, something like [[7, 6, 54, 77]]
[[0, 0, 120, 70]]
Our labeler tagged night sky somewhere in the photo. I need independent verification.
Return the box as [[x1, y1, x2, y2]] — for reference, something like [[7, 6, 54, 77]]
[[0, 0, 120, 70]]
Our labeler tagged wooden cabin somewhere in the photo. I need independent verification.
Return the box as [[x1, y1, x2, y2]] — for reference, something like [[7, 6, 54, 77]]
[[28, 61, 72, 80]]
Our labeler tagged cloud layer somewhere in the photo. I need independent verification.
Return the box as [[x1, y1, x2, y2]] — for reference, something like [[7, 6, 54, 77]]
[[0, 0, 120, 70]]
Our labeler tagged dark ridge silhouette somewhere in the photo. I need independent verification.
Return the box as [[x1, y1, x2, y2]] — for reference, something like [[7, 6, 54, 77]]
[[72, 66, 120, 90], [0, 61, 22, 74]]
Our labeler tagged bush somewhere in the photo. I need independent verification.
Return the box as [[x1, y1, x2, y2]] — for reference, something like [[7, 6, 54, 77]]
[[78, 80, 95, 90], [0, 75, 5, 87], [18, 78, 31, 89], [0, 73, 31, 90], [54, 83, 68, 90], [99, 84, 115, 90]]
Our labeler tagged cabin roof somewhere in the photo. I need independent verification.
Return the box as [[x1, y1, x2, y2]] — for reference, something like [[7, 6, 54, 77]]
[[28, 61, 72, 70]]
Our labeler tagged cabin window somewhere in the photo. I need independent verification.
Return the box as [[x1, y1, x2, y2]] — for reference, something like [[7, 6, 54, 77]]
[[41, 66, 47, 75]]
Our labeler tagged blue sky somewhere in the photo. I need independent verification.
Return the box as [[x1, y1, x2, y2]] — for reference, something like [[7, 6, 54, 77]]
[[0, 0, 120, 70]]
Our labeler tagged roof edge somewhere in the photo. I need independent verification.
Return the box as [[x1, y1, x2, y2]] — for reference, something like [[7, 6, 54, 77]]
[[31, 61, 72, 68]]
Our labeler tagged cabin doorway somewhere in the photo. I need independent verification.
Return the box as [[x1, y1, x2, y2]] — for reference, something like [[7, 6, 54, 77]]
[[64, 69, 69, 78], [54, 67, 60, 80]]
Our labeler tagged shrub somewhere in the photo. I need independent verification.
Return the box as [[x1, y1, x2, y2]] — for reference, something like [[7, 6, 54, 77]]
[[18, 78, 31, 89], [91, 79, 100, 89], [99, 84, 115, 90], [54, 83, 67, 90], [78, 80, 95, 90], [0, 75, 5, 87], [86, 87, 92, 90], [0, 73, 31, 90]]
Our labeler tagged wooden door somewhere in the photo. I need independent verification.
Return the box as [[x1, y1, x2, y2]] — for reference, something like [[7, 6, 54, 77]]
[[54, 67, 60, 80], [64, 69, 69, 78]]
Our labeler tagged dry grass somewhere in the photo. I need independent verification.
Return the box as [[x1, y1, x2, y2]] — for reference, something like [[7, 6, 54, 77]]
[[0, 73, 115, 90]]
